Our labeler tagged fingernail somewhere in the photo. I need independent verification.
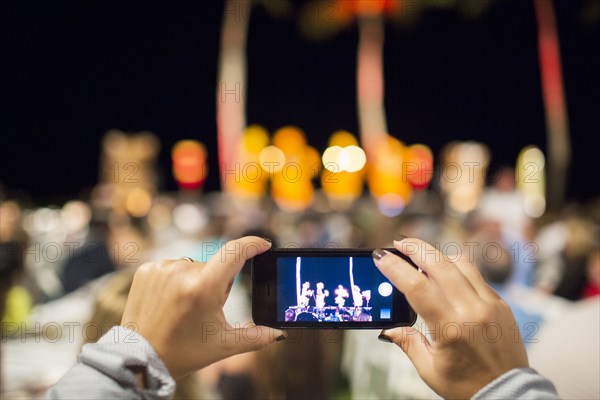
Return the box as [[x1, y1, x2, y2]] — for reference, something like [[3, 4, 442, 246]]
[[275, 334, 286, 342], [372, 249, 387, 261], [263, 238, 272, 246], [378, 332, 393, 343], [394, 234, 407, 242]]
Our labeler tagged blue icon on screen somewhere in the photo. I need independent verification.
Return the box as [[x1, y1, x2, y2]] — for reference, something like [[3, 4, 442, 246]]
[[380, 308, 391, 319]]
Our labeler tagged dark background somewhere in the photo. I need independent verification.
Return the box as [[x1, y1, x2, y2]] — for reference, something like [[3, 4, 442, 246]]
[[5, 0, 599, 204]]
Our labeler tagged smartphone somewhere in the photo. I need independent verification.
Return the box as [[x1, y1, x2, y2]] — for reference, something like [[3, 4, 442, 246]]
[[252, 248, 417, 329]]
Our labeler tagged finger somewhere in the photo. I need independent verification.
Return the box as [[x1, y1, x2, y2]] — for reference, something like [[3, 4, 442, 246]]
[[373, 249, 448, 323], [394, 238, 480, 304], [206, 236, 272, 284], [379, 327, 433, 378], [453, 256, 501, 301], [228, 324, 286, 355]]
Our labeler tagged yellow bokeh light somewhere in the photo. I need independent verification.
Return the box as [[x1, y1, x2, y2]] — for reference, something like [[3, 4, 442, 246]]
[[517, 145, 546, 218], [259, 145, 286, 173], [242, 125, 270, 155], [522, 147, 546, 170], [371, 136, 406, 174], [125, 188, 153, 218], [271, 174, 314, 212], [329, 130, 358, 147]]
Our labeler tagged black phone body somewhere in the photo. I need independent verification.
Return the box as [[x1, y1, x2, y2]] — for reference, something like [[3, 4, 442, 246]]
[[252, 248, 417, 329]]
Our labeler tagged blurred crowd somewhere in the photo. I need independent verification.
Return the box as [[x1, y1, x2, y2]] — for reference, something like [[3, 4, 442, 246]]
[[1, 131, 598, 399]]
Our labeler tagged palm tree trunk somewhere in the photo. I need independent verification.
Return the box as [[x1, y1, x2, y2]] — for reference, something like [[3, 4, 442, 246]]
[[357, 15, 388, 157], [217, 0, 251, 189], [533, 0, 571, 212]]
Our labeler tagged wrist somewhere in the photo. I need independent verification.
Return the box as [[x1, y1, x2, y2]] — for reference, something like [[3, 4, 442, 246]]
[[131, 366, 148, 390]]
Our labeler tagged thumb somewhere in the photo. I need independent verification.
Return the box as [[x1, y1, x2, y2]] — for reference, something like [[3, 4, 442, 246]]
[[379, 326, 432, 372], [230, 324, 286, 354]]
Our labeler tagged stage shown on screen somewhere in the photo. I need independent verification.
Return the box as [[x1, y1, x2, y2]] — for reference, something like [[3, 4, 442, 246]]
[[276, 256, 395, 323]]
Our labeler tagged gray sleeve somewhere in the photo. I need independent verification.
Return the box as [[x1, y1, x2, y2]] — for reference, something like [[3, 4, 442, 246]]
[[472, 367, 559, 400], [45, 326, 176, 400]]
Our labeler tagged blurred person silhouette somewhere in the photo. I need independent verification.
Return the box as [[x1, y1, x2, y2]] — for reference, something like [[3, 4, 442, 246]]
[[470, 230, 563, 342], [553, 241, 598, 301], [535, 204, 596, 294], [1, 201, 31, 325], [478, 167, 530, 239], [45, 236, 559, 399], [1, 202, 28, 393], [582, 247, 600, 298], [468, 212, 568, 335], [59, 219, 116, 294], [58, 130, 159, 295], [0, 244, 32, 329], [477, 166, 534, 287], [0, 200, 40, 328], [60, 216, 149, 294]]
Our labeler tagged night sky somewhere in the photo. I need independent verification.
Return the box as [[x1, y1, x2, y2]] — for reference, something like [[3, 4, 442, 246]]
[[5, 0, 600, 204]]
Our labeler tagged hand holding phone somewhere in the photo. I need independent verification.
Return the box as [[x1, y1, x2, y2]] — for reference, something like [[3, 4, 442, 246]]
[[121, 237, 283, 379], [252, 248, 417, 329], [373, 238, 530, 399]]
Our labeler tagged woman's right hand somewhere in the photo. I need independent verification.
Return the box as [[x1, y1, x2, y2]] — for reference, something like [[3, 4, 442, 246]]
[[373, 238, 529, 399]]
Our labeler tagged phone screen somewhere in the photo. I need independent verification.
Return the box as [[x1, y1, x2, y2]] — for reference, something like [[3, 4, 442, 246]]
[[276, 256, 395, 323], [252, 249, 416, 329]]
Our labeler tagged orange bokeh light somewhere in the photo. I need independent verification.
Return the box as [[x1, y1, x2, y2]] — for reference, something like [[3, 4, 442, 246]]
[[406, 144, 434, 189], [172, 140, 208, 190], [273, 126, 307, 155]]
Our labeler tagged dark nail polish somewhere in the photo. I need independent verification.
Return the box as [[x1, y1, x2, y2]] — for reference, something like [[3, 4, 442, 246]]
[[378, 333, 393, 343], [275, 334, 286, 342], [372, 249, 387, 260], [394, 234, 407, 242]]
